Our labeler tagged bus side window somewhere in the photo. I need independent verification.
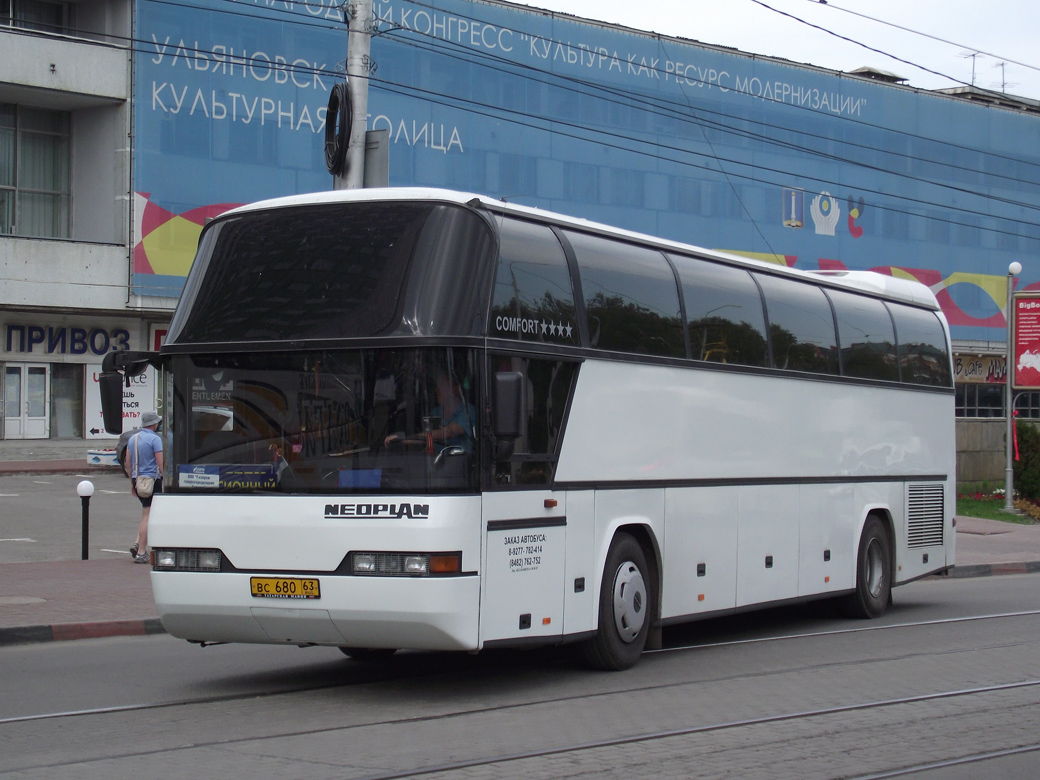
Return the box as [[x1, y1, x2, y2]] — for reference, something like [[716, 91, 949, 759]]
[[489, 218, 579, 347], [827, 288, 899, 381], [671, 255, 769, 367], [887, 304, 953, 387], [490, 355, 578, 486], [755, 273, 841, 375], [565, 231, 685, 358]]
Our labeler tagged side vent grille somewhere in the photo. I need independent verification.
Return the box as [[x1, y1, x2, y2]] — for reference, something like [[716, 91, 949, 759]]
[[907, 483, 945, 549]]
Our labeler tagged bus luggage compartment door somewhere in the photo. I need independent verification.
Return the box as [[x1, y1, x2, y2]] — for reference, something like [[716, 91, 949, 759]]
[[481, 493, 566, 644]]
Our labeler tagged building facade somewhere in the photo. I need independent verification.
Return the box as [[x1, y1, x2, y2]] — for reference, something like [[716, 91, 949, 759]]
[[3, 0, 1039, 484]]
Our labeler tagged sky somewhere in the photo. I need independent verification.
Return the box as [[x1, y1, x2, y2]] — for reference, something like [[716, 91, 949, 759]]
[[514, 0, 1040, 102]]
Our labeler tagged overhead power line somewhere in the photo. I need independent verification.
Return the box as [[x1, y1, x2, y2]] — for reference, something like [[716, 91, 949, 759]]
[[387, 19, 1040, 200], [367, 64, 1040, 245], [120, 0, 1040, 181], [65, 14, 1035, 241], [806, 0, 1040, 77], [13, 0, 1039, 245], [395, 0, 1040, 175]]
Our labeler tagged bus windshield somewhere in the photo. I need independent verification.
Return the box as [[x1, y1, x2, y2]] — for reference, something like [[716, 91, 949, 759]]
[[169, 347, 480, 494], [167, 201, 495, 344]]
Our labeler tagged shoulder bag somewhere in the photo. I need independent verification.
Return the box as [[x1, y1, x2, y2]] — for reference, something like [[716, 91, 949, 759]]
[[134, 434, 156, 498]]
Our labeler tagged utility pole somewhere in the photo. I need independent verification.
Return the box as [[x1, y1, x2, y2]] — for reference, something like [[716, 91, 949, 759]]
[[344, 0, 372, 189], [1004, 261, 1023, 513]]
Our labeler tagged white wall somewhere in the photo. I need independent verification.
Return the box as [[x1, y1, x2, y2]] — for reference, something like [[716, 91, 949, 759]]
[[0, 32, 128, 103], [0, 237, 127, 310], [72, 104, 129, 244]]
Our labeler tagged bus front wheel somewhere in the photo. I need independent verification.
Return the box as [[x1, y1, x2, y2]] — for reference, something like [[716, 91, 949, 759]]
[[579, 533, 653, 671], [841, 516, 892, 619]]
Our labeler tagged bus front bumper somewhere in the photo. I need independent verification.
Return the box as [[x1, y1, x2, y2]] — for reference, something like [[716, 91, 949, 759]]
[[152, 571, 481, 651]]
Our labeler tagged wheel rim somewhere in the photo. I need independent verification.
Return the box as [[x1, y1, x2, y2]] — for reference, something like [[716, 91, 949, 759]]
[[611, 560, 647, 643], [865, 537, 885, 598]]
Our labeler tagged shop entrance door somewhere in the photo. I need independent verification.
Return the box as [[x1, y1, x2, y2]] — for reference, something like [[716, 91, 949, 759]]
[[4, 364, 50, 439]]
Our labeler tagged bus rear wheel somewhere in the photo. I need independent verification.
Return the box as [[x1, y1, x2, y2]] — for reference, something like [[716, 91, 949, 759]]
[[338, 647, 397, 661], [841, 516, 892, 619], [578, 533, 653, 671]]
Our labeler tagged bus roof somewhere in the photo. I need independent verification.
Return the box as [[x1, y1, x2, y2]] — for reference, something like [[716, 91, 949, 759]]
[[223, 187, 942, 311]]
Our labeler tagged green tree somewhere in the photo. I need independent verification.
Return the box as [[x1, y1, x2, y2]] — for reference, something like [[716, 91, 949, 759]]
[[1013, 420, 1040, 500]]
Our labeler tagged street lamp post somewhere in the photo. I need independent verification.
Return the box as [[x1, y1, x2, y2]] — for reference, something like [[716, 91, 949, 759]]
[[1004, 261, 1023, 513], [77, 480, 95, 560]]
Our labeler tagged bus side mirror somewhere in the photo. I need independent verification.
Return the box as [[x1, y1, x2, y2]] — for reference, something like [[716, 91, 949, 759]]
[[493, 371, 523, 460], [99, 372, 124, 434], [99, 349, 162, 435]]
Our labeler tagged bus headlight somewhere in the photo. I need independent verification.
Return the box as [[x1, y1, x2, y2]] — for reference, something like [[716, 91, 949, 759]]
[[353, 553, 376, 573], [350, 552, 461, 576], [153, 548, 223, 572]]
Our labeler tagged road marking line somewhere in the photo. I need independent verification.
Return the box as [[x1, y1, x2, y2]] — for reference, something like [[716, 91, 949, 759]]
[[0, 538, 36, 543]]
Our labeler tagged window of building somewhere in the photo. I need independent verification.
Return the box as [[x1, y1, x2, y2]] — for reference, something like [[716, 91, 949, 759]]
[[496, 154, 537, 201], [672, 177, 703, 215], [710, 183, 745, 220], [1, 0, 70, 33], [1014, 391, 1040, 420], [50, 363, 83, 438], [0, 104, 71, 238], [565, 230, 685, 358], [882, 207, 909, 240], [563, 162, 598, 204], [606, 168, 644, 208], [955, 383, 1004, 417]]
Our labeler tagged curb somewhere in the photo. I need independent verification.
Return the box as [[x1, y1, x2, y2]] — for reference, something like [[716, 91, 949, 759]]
[[945, 561, 1040, 579], [0, 464, 122, 476], [0, 618, 166, 647]]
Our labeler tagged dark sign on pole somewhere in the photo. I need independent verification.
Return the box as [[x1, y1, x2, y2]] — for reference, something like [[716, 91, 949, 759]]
[[1013, 293, 1040, 389]]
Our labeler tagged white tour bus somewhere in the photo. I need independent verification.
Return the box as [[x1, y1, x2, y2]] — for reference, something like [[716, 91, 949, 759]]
[[100, 188, 955, 670]]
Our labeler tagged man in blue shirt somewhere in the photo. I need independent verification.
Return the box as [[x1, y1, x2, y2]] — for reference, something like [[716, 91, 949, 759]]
[[124, 411, 164, 564], [383, 372, 475, 454]]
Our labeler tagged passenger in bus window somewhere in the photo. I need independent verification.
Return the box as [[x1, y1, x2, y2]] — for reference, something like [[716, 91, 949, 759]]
[[384, 372, 477, 454]]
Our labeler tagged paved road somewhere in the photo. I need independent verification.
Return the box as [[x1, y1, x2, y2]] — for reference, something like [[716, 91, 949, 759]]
[[3, 573, 1040, 779], [0, 471, 140, 564]]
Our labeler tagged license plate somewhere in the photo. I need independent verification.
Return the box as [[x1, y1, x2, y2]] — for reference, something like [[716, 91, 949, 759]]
[[250, 577, 320, 600]]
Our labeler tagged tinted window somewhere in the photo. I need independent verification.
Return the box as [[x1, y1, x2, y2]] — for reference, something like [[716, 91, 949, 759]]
[[489, 218, 579, 346], [756, 274, 840, 375], [827, 289, 899, 381], [889, 304, 953, 386], [671, 255, 768, 367], [490, 354, 578, 487], [565, 231, 684, 357], [169, 203, 495, 344], [170, 347, 480, 494]]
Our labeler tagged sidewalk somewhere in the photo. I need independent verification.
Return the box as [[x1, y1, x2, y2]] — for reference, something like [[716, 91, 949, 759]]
[[951, 514, 1040, 576], [3, 450, 1040, 646], [0, 560, 164, 644], [0, 437, 121, 475]]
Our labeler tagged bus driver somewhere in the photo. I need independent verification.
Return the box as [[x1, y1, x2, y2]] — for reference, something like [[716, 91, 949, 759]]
[[384, 372, 476, 454]]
